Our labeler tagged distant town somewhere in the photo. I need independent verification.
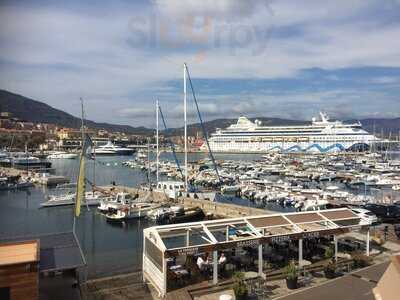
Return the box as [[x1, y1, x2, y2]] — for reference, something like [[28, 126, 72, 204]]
[[0, 111, 205, 152]]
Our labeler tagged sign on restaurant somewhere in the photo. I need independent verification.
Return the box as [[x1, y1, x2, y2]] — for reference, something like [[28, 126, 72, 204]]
[[164, 227, 350, 257]]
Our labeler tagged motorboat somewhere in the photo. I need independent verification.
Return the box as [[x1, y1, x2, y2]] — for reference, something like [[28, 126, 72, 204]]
[[41, 191, 106, 207], [154, 181, 186, 200], [155, 206, 205, 225], [47, 151, 78, 159], [350, 207, 378, 225], [92, 141, 135, 156], [221, 185, 241, 194], [299, 199, 329, 211], [105, 202, 160, 222], [98, 192, 136, 213], [0, 177, 33, 190], [5, 153, 51, 169], [136, 150, 147, 159]]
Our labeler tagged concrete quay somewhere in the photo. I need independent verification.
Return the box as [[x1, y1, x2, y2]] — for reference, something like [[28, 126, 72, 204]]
[[99, 185, 274, 218]]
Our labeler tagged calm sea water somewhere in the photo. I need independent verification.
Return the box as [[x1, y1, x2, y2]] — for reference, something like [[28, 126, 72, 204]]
[[0, 152, 263, 278], [0, 152, 398, 278]]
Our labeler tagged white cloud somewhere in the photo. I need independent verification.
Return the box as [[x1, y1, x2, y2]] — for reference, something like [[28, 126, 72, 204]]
[[0, 0, 399, 127]]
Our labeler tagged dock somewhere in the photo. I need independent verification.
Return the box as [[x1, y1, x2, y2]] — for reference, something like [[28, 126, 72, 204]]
[[99, 185, 274, 218]]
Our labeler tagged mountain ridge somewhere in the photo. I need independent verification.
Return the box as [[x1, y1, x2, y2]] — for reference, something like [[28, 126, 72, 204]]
[[0, 89, 398, 137], [0, 89, 153, 135]]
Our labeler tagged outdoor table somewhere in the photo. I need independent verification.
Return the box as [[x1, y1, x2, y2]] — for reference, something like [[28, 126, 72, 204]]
[[244, 271, 258, 280], [174, 269, 189, 276], [270, 253, 284, 262], [337, 252, 351, 259], [173, 268, 190, 286], [299, 260, 312, 267], [316, 244, 330, 251], [311, 255, 322, 262], [338, 240, 357, 251], [170, 265, 183, 271]]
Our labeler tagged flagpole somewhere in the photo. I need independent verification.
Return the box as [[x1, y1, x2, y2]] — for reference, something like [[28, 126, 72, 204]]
[[156, 99, 159, 184], [73, 98, 85, 234], [184, 63, 188, 192]]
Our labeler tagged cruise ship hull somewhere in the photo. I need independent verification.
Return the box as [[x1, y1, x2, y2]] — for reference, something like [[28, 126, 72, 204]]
[[206, 141, 374, 153], [203, 113, 382, 153]]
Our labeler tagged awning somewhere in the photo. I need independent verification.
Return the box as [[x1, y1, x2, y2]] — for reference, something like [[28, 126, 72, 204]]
[[0, 232, 85, 272]]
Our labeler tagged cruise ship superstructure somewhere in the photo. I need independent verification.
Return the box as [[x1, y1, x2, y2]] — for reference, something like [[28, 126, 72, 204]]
[[203, 112, 380, 153]]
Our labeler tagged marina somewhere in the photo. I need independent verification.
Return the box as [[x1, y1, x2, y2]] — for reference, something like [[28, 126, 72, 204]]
[[0, 85, 400, 299], [1, 1, 400, 298], [1, 139, 400, 300]]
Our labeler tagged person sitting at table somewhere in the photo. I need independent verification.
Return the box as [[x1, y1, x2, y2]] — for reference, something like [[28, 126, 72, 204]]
[[218, 253, 227, 276], [205, 253, 211, 264], [204, 253, 213, 276], [197, 255, 205, 271], [219, 253, 227, 265]]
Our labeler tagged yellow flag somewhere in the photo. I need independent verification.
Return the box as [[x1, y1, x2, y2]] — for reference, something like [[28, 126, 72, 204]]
[[75, 155, 85, 217]]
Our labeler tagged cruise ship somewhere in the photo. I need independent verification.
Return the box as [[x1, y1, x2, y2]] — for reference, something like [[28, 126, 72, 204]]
[[202, 112, 381, 153]]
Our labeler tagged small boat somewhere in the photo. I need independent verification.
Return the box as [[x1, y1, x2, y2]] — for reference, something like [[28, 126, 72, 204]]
[[105, 202, 160, 222], [41, 191, 105, 207], [9, 154, 51, 169], [301, 199, 329, 211], [47, 151, 78, 159], [156, 207, 205, 225], [221, 185, 241, 194], [98, 192, 136, 213], [0, 177, 33, 190], [154, 181, 186, 200], [136, 150, 147, 159]]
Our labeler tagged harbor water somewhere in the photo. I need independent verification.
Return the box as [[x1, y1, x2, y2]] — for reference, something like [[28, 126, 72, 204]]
[[1, 152, 399, 279], [0, 152, 263, 278]]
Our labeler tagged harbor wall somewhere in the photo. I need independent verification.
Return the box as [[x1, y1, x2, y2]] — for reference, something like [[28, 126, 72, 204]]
[[101, 185, 271, 218]]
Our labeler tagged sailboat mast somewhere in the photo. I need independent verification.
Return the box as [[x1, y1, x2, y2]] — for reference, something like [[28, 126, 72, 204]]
[[80, 98, 85, 141], [147, 138, 151, 189], [156, 100, 159, 184], [183, 63, 188, 192]]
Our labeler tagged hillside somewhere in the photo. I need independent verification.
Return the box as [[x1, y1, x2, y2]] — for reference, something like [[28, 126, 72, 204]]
[[0, 89, 153, 135], [0, 89, 398, 137]]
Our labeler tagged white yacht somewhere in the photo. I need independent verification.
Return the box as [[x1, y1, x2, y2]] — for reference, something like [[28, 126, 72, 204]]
[[47, 151, 78, 159], [203, 112, 381, 153], [98, 192, 134, 213], [105, 202, 160, 222], [41, 191, 106, 207], [92, 141, 135, 156], [154, 181, 186, 200]]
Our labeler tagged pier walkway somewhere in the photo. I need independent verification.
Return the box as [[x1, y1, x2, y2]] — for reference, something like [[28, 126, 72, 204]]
[[100, 185, 273, 218]]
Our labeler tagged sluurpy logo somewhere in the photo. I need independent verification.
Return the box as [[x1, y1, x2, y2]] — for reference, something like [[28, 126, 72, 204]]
[[127, 1, 275, 63]]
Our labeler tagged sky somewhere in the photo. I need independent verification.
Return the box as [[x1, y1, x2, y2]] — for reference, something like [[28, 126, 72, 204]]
[[0, 0, 400, 128]]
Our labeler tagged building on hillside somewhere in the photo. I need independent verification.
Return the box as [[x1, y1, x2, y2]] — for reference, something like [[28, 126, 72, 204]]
[[0, 112, 13, 119], [56, 128, 81, 140]]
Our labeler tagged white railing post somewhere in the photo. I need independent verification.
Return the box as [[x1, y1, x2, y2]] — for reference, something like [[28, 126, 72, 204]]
[[258, 244, 263, 276], [213, 250, 218, 285]]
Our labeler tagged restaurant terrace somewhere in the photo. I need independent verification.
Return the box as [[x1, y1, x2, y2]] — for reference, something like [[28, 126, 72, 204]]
[[143, 208, 371, 297]]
